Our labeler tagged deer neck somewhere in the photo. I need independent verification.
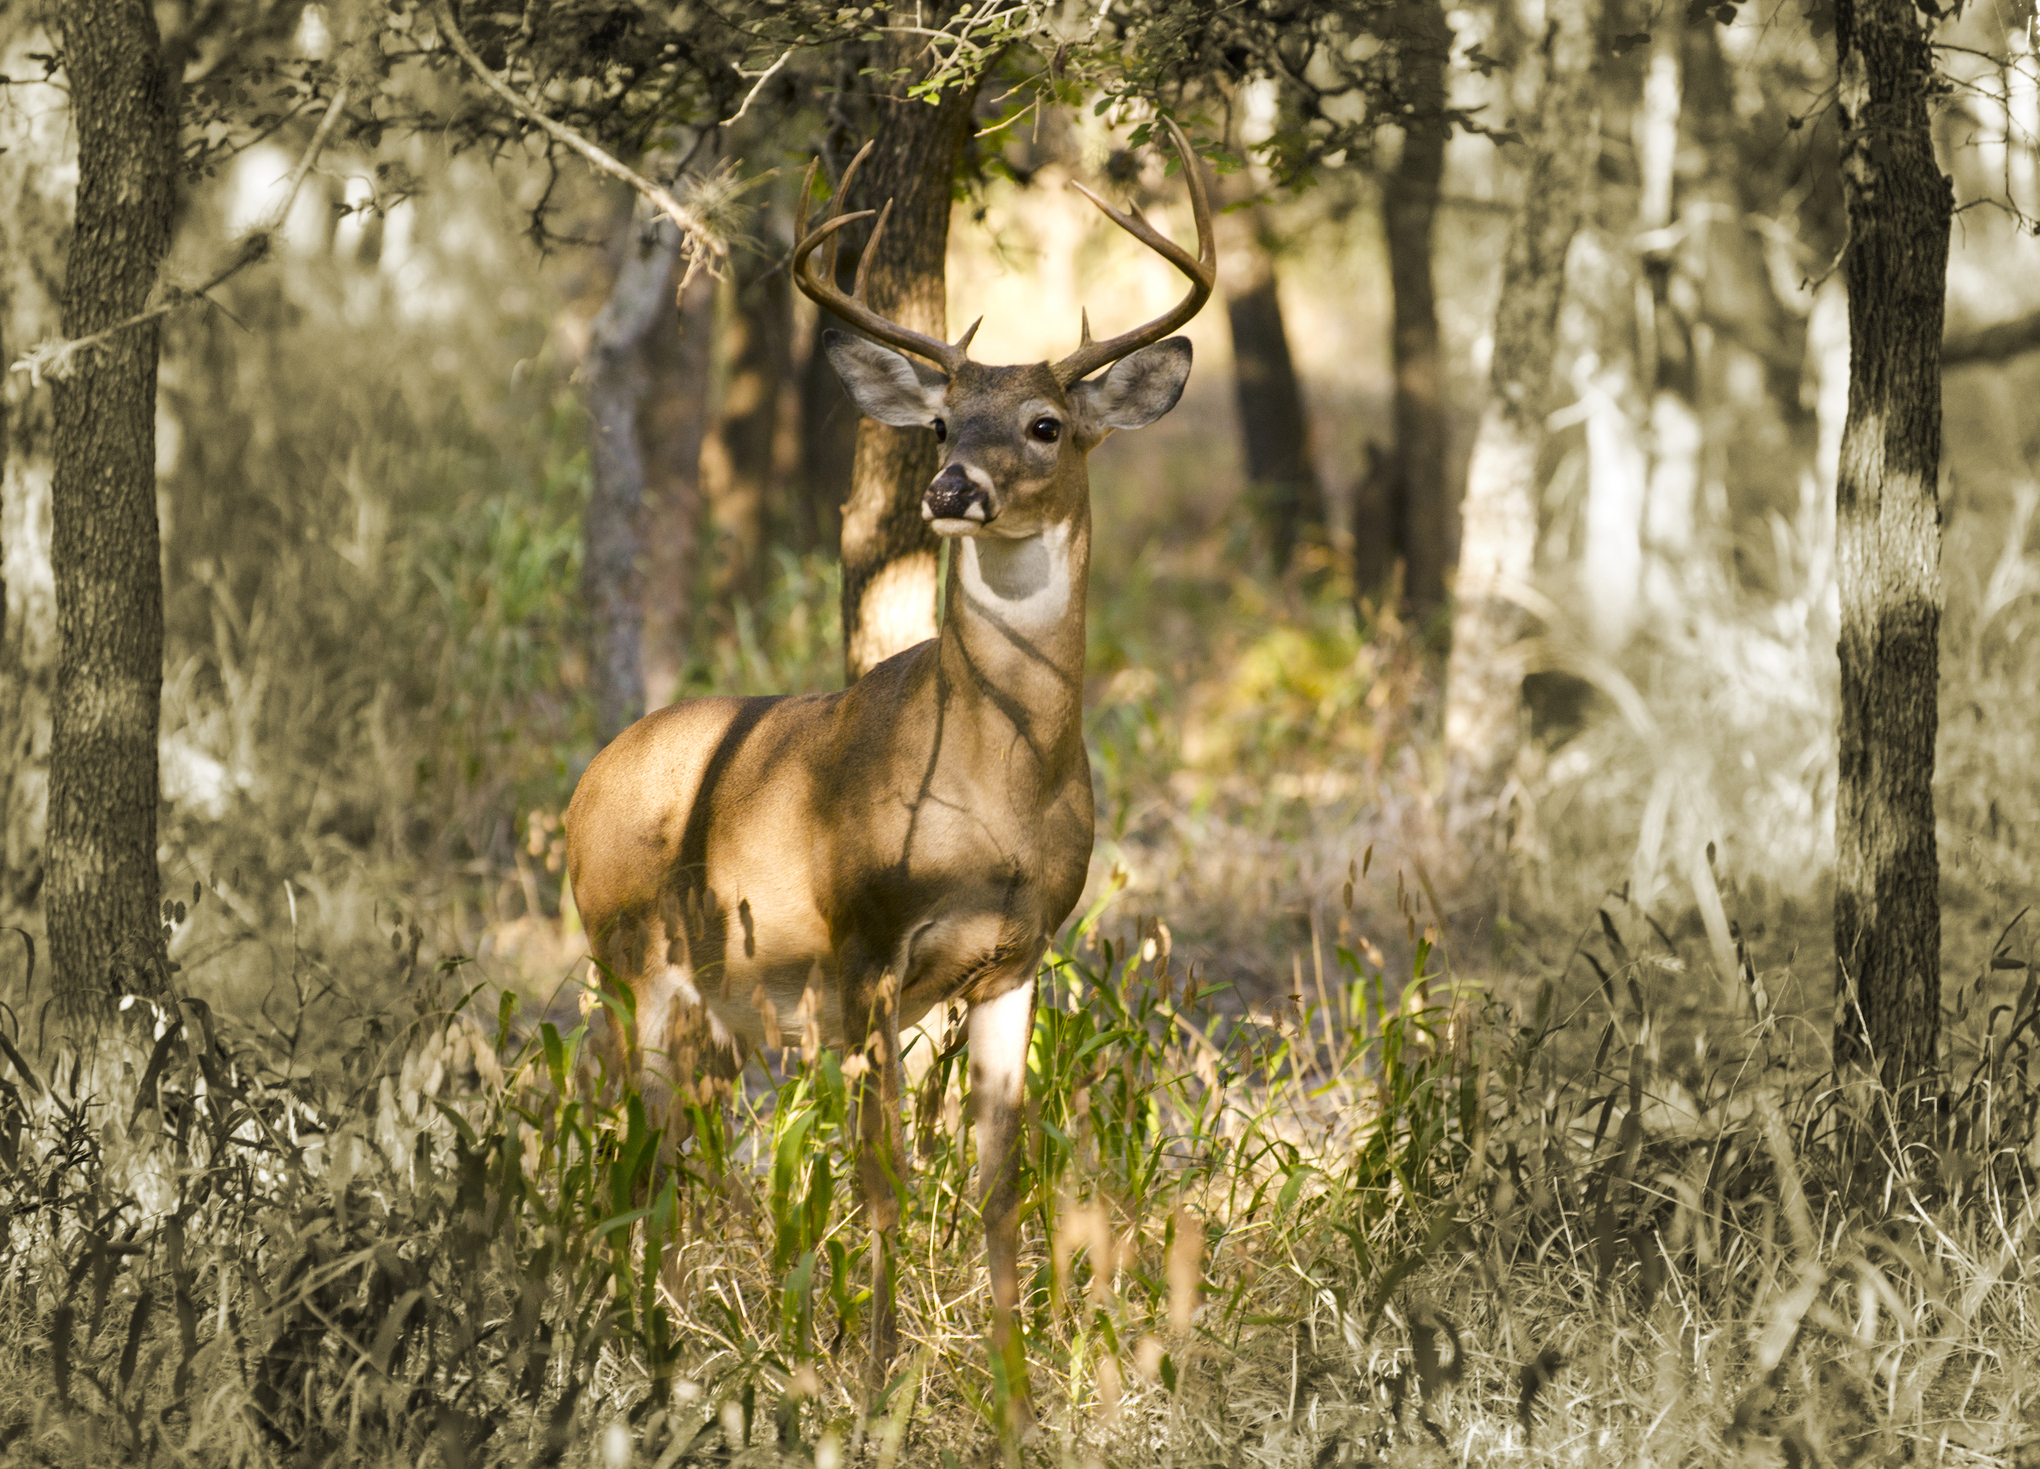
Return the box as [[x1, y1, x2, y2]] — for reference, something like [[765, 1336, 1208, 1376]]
[[938, 505, 1091, 776]]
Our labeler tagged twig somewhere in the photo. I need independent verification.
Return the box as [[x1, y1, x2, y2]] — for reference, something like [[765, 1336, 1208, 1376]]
[[725, 48, 793, 128], [9, 84, 352, 387], [265, 82, 351, 231], [432, 0, 722, 259]]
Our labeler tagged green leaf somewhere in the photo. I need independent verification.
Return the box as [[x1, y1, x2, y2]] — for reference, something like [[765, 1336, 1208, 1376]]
[[1277, 1165, 1319, 1213]]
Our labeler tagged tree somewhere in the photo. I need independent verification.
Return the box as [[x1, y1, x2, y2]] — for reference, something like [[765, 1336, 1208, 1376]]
[[1442, 0, 1603, 856], [1381, 0, 1453, 616], [1828, 0, 1950, 1098], [831, 46, 983, 681], [44, 0, 180, 1014], [1208, 116, 1321, 575], [1221, 220, 1318, 573], [581, 202, 685, 741]]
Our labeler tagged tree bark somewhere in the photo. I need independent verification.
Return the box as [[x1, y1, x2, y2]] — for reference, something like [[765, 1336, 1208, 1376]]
[[1442, 0, 1602, 855], [46, 0, 179, 1014], [835, 50, 980, 682], [707, 238, 793, 606], [639, 264, 716, 710], [582, 207, 681, 741], [1829, 0, 1950, 1098], [1219, 207, 1319, 573], [1383, 0, 1454, 616]]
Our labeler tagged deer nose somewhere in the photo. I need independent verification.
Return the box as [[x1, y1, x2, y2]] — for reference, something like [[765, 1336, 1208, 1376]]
[[923, 464, 993, 525]]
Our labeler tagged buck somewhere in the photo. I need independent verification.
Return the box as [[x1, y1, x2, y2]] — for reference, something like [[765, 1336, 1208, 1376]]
[[563, 120, 1214, 1427]]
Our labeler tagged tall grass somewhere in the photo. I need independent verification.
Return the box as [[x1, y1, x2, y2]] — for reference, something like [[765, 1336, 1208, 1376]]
[[10, 871, 2033, 1466]]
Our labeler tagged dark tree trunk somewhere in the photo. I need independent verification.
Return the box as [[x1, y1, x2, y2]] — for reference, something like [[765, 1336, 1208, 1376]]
[[1350, 441, 1402, 598], [709, 240, 793, 605], [46, 0, 179, 1015], [639, 264, 716, 711], [1442, 0, 1602, 856], [835, 48, 980, 682], [581, 209, 681, 741], [1383, 0, 1454, 616], [798, 302, 858, 557], [1222, 217, 1318, 574], [1829, 0, 1950, 1098]]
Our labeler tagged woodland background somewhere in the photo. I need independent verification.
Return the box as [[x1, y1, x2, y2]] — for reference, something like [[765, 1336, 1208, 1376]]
[[2, 0, 2040, 1463]]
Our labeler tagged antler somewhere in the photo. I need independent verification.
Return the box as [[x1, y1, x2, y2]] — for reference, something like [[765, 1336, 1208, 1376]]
[[791, 141, 981, 375], [1052, 118, 1217, 388]]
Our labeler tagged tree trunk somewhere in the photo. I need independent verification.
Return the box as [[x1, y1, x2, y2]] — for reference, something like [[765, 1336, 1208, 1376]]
[[639, 264, 716, 710], [1634, 22, 1699, 608], [1829, 0, 1950, 1098], [836, 51, 980, 682], [46, 0, 179, 1015], [707, 238, 793, 606], [0, 64, 65, 915], [1351, 440, 1401, 599], [1219, 207, 1319, 573], [1442, 0, 1602, 855], [1383, 0, 1454, 616], [582, 207, 682, 741], [798, 300, 858, 558]]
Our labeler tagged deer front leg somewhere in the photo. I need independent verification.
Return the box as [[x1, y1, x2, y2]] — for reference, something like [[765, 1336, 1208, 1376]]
[[844, 961, 906, 1379], [969, 978, 1038, 1439]]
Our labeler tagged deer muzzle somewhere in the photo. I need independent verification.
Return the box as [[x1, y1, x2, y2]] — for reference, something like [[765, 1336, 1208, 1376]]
[[924, 463, 994, 530]]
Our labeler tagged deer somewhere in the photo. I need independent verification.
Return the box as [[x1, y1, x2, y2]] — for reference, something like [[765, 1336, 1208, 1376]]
[[562, 118, 1214, 1432]]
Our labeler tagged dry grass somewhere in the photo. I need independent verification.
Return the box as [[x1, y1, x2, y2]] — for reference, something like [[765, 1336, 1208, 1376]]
[[4, 870, 2039, 1467]]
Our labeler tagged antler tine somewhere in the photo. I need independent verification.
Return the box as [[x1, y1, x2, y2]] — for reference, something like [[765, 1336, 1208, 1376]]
[[852, 198, 892, 303], [1052, 117, 1218, 387], [827, 140, 875, 286], [789, 140, 973, 374]]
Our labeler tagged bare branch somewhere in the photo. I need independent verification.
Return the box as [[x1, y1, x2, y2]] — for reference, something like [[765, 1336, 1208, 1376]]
[[10, 83, 351, 387], [431, 0, 724, 262], [725, 48, 793, 128]]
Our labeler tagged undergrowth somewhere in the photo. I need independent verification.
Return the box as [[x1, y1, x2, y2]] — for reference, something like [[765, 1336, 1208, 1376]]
[[3, 885, 2040, 1467]]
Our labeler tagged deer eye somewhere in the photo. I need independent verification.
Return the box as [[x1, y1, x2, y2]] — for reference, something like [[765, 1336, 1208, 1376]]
[[1030, 416, 1062, 444], [933, 418, 947, 443]]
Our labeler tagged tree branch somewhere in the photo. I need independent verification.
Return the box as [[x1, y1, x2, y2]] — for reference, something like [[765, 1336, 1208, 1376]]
[[431, 0, 724, 263], [10, 82, 351, 386]]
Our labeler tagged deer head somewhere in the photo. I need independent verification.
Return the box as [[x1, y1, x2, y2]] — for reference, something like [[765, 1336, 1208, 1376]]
[[791, 119, 1216, 541]]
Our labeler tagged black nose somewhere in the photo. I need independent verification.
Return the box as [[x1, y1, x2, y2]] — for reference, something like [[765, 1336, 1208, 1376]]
[[923, 464, 992, 523]]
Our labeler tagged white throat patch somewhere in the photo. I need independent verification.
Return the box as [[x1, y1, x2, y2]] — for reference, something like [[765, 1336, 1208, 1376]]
[[960, 523, 1074, 635]]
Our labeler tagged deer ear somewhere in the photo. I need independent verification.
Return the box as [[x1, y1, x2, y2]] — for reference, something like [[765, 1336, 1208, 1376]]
[[824, 331, 947, 427], [1071, 337, 1193, 440]]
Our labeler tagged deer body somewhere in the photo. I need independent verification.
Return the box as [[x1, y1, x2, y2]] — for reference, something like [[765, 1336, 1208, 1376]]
[[567, 493, 1094, 1056], [563, 124, 1213, 1435]]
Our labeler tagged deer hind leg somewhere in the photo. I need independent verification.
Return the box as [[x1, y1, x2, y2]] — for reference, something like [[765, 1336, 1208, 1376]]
[[842, 955, 906, 1379], [968, 976, 1039, 1438]]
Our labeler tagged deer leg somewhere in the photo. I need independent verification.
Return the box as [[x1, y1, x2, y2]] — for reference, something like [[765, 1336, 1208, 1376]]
[[968, 978, 1038, 1438], [844, 961, 905, 1379]]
